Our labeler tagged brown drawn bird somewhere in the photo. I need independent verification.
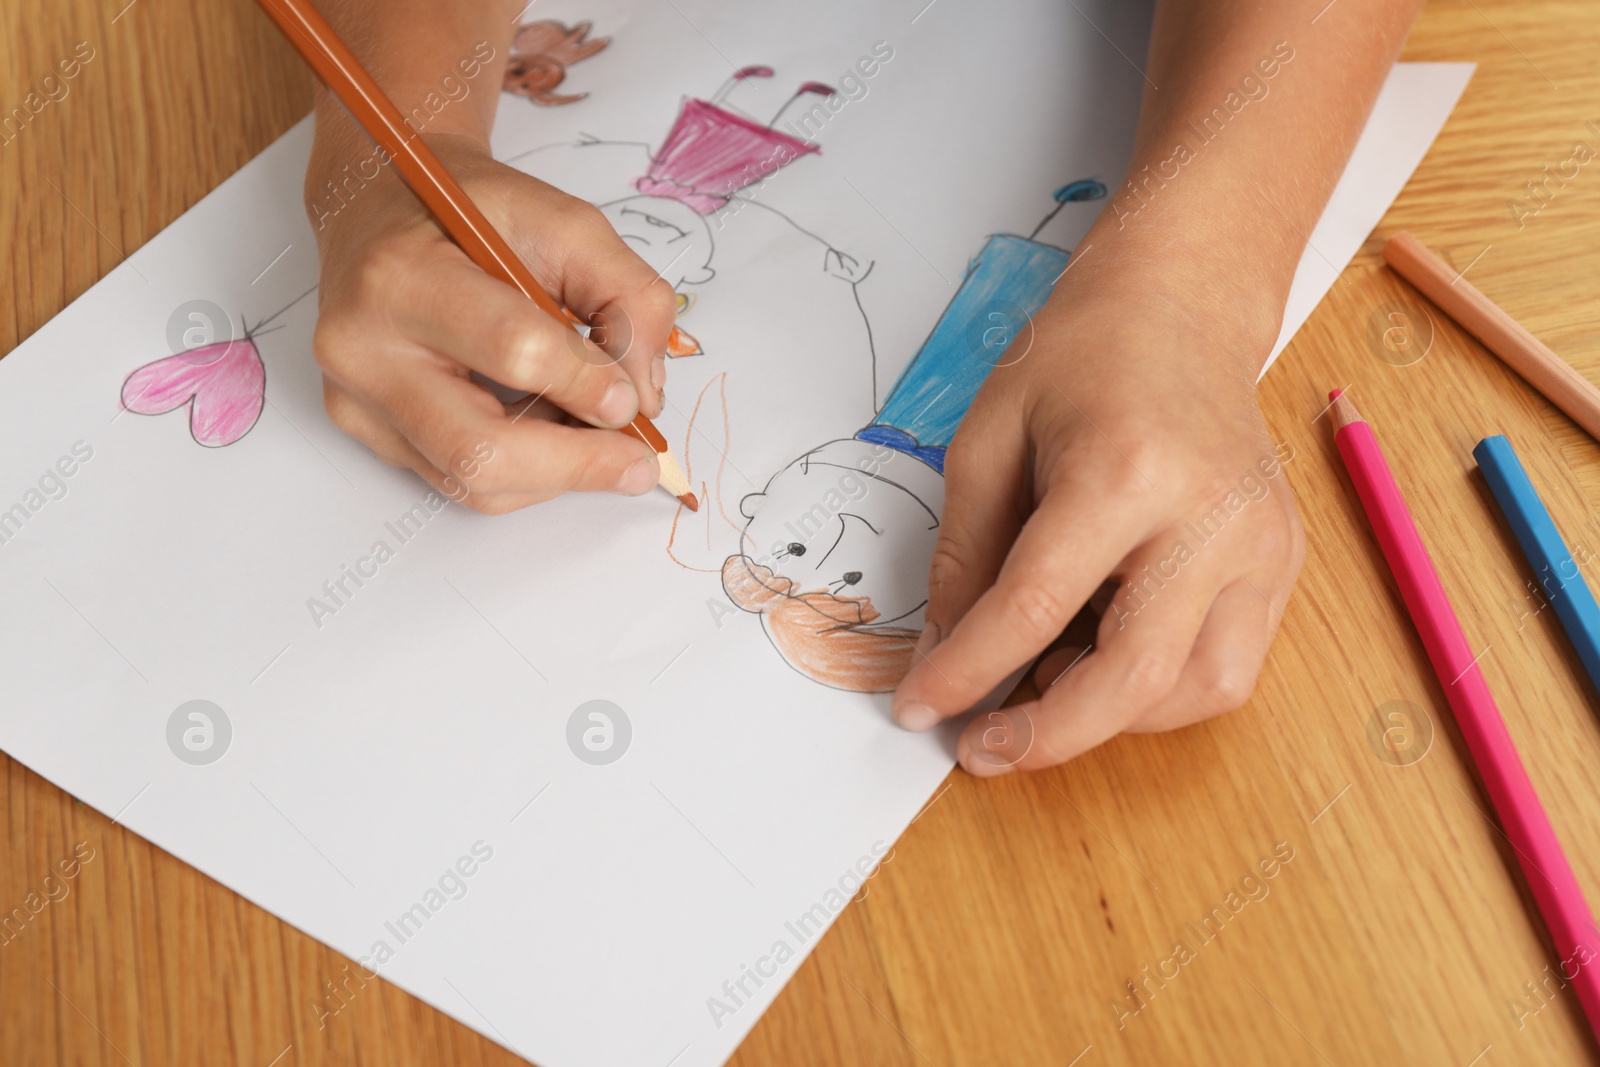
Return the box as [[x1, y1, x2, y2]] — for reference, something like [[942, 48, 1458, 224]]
[[503, 20, 610, 106]]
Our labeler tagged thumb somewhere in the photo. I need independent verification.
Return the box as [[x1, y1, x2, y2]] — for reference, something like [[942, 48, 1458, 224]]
[[927, 420, 1028, 634], [897, 421, 1024, 706]]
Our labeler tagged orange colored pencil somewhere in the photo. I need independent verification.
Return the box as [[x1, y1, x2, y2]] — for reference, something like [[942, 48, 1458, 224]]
[[1384, 231, 1600, 446], [255, 0, 697, 510]]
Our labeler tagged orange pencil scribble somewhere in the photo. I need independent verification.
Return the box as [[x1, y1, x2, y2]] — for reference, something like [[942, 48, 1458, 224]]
[[666, 373, 741, 572]]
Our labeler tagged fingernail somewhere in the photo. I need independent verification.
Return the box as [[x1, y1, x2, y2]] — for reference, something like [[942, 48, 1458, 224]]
[[650, 354, 666, 392], [958, 707, 1031, 778], [914, 621, 942, 657], [960, 747, 1016, 778], [598, 379, 639, 427], [617, 455, 657, 496], [896, 701, 940, 732]]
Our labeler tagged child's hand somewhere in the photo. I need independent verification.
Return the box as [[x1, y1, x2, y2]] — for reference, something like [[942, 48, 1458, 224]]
[[884, 0, 1419, 772], [306, 130, 677, 513], [892, 269, 1305, 774]]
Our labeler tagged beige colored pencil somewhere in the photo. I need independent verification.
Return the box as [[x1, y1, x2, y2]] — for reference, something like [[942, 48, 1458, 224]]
[[1383, 230, 1600, 443]]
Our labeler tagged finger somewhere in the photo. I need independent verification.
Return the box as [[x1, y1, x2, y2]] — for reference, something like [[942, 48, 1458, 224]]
[[920, 409, 1028, 655], [572, 297, 673, 421], [895, 484, 1153, 730], [1026, 587, 1106, 689], [1032, 644, 1090, 691], [1127, 579, 1280, 733], [376, 364, 659, 502], [958, 542, 1223, 775], [324, 381, 566, 512], [554, 217, 679, 420], [323, 381, 426, 470], [389, 257, 643, 431]]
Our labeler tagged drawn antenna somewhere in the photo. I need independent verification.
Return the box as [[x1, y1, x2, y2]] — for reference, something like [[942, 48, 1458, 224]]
[[769, 82, 835, 127], [711, 65, 774, 105], [244, 282, 320, 338], [1028, 178, 1107, 241]]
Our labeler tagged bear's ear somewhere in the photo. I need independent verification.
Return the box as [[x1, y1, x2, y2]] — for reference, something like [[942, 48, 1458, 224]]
[[739, 491, 766, 519], [684, 263, 716, 285]]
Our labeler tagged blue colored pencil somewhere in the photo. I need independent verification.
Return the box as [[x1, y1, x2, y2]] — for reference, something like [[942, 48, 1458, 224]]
[[1475, 434, 1600, 697]]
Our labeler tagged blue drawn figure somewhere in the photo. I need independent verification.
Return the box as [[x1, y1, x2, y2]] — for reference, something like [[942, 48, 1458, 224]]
[[721, 180, 1106, 692], [862, 233, 1074, 472]]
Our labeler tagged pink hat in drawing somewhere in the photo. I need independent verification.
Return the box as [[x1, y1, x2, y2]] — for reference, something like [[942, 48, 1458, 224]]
[[635, 67, 830, 214]]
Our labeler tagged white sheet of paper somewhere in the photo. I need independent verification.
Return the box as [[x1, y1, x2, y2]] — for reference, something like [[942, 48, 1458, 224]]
[[0, 0, 1467, 1059]]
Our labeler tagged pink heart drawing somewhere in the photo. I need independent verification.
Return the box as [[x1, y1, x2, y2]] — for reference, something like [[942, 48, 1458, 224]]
[[121, 338, 265, 447]]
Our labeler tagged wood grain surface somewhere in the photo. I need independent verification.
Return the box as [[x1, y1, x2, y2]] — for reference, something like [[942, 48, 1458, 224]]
[[4, 0, 1600, 1063]]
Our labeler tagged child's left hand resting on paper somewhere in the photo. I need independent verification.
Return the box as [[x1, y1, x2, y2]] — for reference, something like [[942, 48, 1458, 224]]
[[892, 259, 1305, 775], [892, 0, 1424, 773]]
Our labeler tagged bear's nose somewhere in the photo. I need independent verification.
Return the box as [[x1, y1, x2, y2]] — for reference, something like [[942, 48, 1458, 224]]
[[843, 571, 863, 585]]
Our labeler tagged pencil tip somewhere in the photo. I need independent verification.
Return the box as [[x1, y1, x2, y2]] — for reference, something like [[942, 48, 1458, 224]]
[[655, 447, 692, 500], [1330, 390, 1362, 428], [1328, 388, 1343, 402], [678, 492, 700, 512]]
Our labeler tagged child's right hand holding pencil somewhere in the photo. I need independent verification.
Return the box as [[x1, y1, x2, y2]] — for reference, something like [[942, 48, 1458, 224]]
[[302, 0, 676, 512]]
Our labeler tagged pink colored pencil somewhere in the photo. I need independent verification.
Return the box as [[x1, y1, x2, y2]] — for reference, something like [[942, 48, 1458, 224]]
[[1330, 389, 1600, 1035]]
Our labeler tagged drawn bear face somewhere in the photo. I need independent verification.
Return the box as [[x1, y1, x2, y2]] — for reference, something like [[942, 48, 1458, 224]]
[[736, 438, 944, 629]]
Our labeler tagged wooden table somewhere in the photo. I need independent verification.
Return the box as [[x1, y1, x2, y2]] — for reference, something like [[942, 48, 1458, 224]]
[[5, 0, 1600, 1062]]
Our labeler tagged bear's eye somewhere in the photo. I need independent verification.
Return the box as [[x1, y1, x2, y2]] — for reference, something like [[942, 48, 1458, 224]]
[[786, 542, 806, 558]]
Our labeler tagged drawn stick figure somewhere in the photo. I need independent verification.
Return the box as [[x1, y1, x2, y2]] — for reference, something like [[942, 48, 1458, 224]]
[[720, 181, 1108, 691]]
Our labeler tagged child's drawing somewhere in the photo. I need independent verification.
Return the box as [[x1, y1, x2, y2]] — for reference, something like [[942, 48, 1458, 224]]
[[119, 288, 314, 448], [667, 371, 745, 572], [716, 182, 1107, 692], [564, 66, 871, 360], [502, 20, 609, 106], [501, 65, 873, 365]]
